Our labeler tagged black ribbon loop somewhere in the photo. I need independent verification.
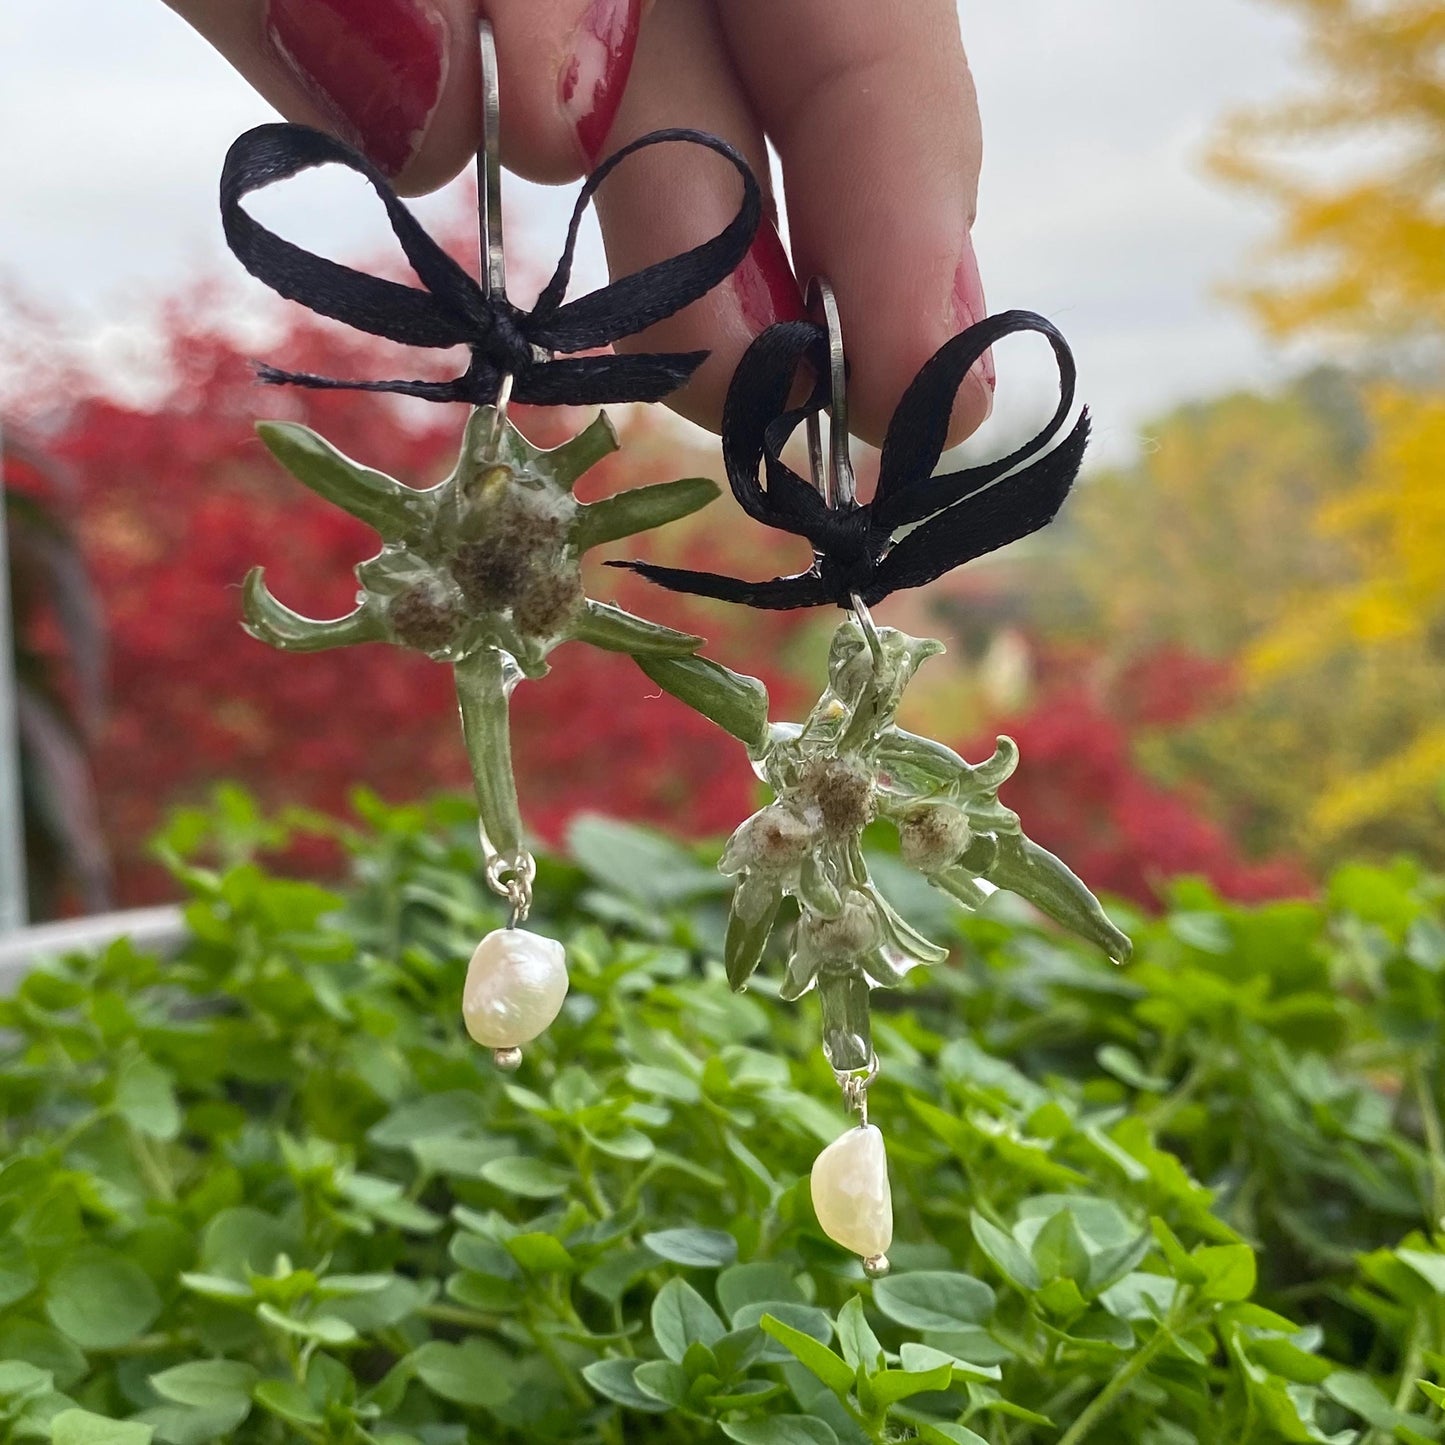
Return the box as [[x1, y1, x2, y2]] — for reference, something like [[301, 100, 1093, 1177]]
[[220, 122, 762, 408], [612, 308, 1089, 608]]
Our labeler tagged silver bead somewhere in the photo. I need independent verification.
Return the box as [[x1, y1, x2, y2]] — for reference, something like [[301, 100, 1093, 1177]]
[[492, 1046, 524, 1071], [862, 1253, 891, 1279]]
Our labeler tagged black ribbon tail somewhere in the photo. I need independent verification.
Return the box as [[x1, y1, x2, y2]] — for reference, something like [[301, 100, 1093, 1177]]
[[865, 408, 1090, 601], [872, 310, 1079, 532], [607, 560, 832, 610], [513, 352, 707, 407], [255, 365, 475, 404]]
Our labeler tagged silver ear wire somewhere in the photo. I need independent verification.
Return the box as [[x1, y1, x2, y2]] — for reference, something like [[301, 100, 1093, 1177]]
[[803, 276, 856, 509], [477, 20, 506, 301], [803, 277, 882, 655], [477, 21, 513, 446]]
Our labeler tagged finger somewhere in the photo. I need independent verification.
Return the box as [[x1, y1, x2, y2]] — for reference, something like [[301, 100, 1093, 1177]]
[[718, 0, 991, 447], [164, 0, 647, 194], [590, 0, 805, 434]]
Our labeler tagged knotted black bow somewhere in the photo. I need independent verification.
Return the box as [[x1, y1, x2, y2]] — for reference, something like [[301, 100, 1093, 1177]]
[[611, 310, 1089, 608], [220, 123, 761, 408]]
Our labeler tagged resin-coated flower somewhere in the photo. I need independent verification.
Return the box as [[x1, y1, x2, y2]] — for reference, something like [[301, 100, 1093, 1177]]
[[680, 615, 1131, 1071]]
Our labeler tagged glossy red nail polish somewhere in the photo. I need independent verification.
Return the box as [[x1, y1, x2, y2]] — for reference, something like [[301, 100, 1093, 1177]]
[[561, 0, 643, 163], [733, 219, 806, 332], [951, 244, 996, 392], [266, 0, 447, 177]]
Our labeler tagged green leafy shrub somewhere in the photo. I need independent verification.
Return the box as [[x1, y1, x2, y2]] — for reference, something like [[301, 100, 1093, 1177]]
[[2, 792, 1445, 1443]]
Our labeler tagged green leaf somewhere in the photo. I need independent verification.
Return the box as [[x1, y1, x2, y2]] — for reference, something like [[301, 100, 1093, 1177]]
[[1324, 1370, 1408, 1430], [643, 1229, 739, 1268], [918, 1425, 989, 1445], [872, 1272, 995, 1331], [505, 1233, 575, 1274], [1096, 1044, 1170, 1093], [1417, 1380, 1445, 1409], [45, 1251, 161, 1351], [569, 814, 728, 907], [254, 1304, 356, 1344], [581, 1359, 671, 1413], [835, 1296, 883, 1374], [717, 1263, 804, 1323], [479, 1157, 572, 1198], [148, 1361, 258, 1412], [410, 1339, 513, 1409], [1397, 1248, 1445, 1294], [868, 1357, 956, 1407], [970, 1212, 1041, 1291], [572, 476, 719, 551], [1031, 1210, 1091, 1285], [652, 1278, 726, 1363], [114, 1056, 182, 1141], [0, 1237, 38, 1308], [632, 1359, 691, 1408], [50, 1410, 153, 1445], [720, 1417, 839, 1445], [759, 1314, 853, 1395], [635, 652, 770, 748], [1194, 1244, 1256, 1302], [252, 1380, 323, 1427]]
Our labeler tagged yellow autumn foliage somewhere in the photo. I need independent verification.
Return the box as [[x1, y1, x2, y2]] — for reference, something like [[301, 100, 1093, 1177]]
[[1210, 0, 1445, 848]]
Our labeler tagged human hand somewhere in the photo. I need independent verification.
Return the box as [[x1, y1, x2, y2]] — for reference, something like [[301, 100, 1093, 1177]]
[[165, 0, 989, 446]]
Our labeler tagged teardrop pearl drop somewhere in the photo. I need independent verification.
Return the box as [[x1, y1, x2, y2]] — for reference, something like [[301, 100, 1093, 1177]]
[[810, 1123, 893, 1262], [462, 928, 568, 1049]]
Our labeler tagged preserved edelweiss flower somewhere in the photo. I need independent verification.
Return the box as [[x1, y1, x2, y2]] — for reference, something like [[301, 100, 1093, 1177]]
[[726, 802, 816, 875], [798, 755, 876, 837], [897, 802, 972, 874]]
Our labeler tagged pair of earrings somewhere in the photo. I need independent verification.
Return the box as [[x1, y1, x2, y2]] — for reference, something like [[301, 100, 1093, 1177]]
[[221, 22, 1130, 1274]]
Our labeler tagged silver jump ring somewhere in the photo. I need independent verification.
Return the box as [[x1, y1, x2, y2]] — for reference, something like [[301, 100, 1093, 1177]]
[[834, 1052, 879, 1126], [486, 849, 536, 927]]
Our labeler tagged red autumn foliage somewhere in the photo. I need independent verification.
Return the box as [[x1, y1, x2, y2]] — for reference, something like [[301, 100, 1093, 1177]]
[[3, 228, 1310, 913], [5, 282, 809, 905], [976, 646, 1313, 906]]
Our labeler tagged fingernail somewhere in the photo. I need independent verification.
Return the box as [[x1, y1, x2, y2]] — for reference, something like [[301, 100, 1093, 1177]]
[[561, 0, 644, 163], [265, 0, 447, 177], [733, 219, 806, 332], [951, 241, 997, 397]]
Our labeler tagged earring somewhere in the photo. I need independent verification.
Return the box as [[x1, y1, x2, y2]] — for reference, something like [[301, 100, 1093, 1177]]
[[624, 279, 1132, 1269]]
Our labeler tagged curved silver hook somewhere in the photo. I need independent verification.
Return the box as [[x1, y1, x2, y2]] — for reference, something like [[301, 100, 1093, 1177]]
[[803, 276, 856, 509], [477, 20, 506, 300]]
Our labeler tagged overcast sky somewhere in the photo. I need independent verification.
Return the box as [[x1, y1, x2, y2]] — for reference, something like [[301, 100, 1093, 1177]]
[[2, 1, 1315, 463]]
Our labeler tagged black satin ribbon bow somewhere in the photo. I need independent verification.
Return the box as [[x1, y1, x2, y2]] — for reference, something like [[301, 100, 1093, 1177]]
[[611, 310, 1089, 608], [219, 122, 761, 408]]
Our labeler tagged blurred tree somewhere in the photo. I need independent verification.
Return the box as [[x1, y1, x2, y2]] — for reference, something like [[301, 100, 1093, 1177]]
[[1206, 0, 1445, 854], [1213, 0, 1445, 345], [1053, 370, 1445, 870]]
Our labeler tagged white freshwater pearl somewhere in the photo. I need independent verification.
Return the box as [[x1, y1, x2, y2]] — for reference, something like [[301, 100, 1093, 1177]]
[[462, 928, 568, 1049], [810, 1124, 893, 1261]]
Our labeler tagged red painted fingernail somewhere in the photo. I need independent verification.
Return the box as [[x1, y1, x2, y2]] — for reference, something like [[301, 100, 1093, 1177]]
[[265, 0, 447, 177], [951, 241, 996, 393], [561, 0, 643, 163], [733, 219, 806, 332]]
